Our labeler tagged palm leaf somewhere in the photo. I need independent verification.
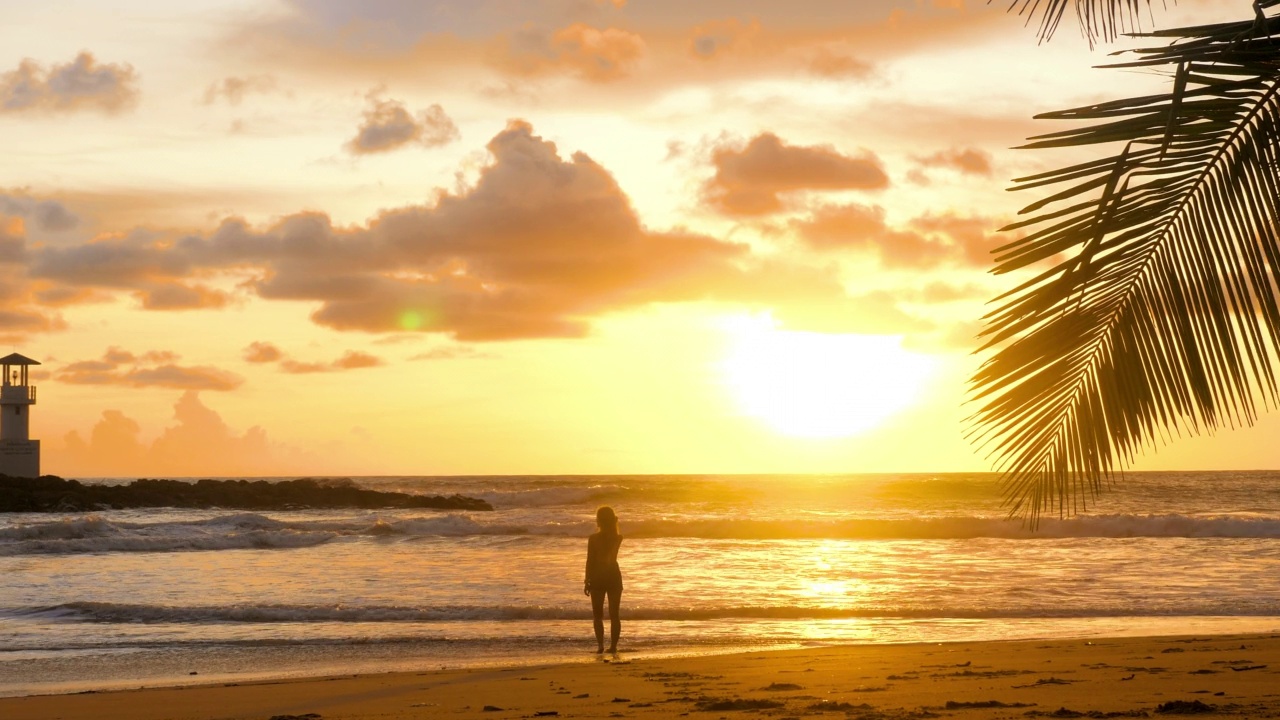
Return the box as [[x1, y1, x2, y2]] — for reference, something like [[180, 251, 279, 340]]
[[972, 10, 1280, 522], [1003, 0, 1155, 44]]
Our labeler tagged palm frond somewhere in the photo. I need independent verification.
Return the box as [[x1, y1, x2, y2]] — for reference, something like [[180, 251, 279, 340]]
[[972, 11, 1280, 522], [1002, 0, 1157, 44]]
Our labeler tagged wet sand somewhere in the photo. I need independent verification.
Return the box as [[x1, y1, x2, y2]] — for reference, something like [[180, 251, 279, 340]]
[[3, 633, 1279, 720]]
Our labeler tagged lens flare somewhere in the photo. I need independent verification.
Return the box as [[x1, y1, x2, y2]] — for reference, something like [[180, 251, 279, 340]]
[[399, 310, 426, 331]]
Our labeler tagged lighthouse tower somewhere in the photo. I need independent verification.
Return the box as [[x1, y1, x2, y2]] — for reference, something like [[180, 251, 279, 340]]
[[0, 353, 40, 478]]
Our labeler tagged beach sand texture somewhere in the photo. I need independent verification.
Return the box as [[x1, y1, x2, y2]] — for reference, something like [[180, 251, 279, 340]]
[[4, 634, 1279, 720]]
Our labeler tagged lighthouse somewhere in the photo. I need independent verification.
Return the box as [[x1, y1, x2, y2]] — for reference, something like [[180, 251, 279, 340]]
[[0, 353, 40, 478]]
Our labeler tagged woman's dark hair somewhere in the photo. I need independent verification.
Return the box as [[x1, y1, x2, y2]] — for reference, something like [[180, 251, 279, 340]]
[[596, 506, 619, 536]]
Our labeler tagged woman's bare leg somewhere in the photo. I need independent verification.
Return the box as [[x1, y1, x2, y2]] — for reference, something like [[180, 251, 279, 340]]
[[590, 589, 606, 652], [607, 587, 621, 652]]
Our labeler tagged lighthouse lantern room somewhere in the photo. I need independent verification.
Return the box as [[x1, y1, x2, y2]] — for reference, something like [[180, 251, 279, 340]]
[[0, 352, 40, 478]]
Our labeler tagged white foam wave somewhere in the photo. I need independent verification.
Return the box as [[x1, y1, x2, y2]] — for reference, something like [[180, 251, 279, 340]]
[[14, 600, 1280, 625], [0, 531, 335, 556], [616, 514, 1280, 540], [473, 484, 626, 508], [5, 512, 1280, 556], [0, 516, 120, 541]]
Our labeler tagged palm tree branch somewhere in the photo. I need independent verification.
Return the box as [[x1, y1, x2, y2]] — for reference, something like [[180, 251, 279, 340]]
[[999, 0, 1156, 44], [973, 14, 1280, 523]]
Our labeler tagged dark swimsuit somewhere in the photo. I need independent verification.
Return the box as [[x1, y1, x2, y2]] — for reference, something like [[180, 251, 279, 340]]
[[586, 532, 623, 593]]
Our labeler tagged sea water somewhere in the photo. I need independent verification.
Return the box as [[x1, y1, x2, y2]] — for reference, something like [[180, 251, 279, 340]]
[[2, 472, 1279, 697]]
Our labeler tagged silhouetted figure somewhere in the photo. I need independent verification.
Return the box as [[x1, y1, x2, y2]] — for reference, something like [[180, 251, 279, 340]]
[[583, 505, 623, 653]]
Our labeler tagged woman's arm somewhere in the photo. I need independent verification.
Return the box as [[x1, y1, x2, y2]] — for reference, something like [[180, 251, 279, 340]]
[[583, 534, 596, 595]]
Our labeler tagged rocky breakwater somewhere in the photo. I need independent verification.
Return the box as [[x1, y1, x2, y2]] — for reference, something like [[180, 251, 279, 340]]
[[0, 475, 493, 512]]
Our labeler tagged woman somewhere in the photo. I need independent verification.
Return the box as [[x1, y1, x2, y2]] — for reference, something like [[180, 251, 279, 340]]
[[583, 505, 623, 654]]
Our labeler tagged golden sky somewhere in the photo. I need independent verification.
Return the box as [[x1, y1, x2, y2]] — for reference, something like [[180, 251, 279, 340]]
[[3, 0, 1275, 477]]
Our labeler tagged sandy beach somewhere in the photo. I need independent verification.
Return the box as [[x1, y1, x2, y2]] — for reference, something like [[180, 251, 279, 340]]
[[4, 633, 1278, 720]]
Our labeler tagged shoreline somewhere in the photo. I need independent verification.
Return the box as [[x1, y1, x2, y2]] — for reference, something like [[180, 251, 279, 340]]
[[4, 632, 1280, 720], [7, 615, 1280, 700]]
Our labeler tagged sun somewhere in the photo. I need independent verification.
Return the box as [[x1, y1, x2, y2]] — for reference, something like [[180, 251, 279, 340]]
[[719, 316, 938, 439]]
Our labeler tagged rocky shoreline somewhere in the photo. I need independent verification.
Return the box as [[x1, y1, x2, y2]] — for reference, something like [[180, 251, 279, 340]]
[[0, 475, 493, 512]]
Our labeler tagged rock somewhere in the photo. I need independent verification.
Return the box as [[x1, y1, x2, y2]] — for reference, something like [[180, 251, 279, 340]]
[[0, 475, 493, 512], [1155, 700, 1215, 714]]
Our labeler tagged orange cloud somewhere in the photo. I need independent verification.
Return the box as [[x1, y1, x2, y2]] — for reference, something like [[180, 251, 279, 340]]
[[806, 47, 876, 79], [0, 216, 67, 337], [55, 348, 243, 391], [20, 122, 873, 340], [346, 94, 459, 154], [688, 18, 761, 59], [59, 391, 289, 477], [244, 341, 384, 373], [912, 147, 993, 179], [0, 192, 79, 232], [704, 133, 889, 216], [280, 359, 332, 374], [202, 75, 280, 105], [408, 346, 494, 361], [908, 212, 1003, 267], [243, 341, 283, 363], [497, 24, 645, 82], [134, 282, 231, 310], [791, 204, 1004, 269], [0, 52, 139, 115], [333, 350, 382, 369]]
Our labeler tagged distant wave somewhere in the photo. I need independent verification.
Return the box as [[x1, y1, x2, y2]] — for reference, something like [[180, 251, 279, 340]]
[[5, 512, 1280, 555], [10, 600, 1280, 626], [471, 484, 629, 508]]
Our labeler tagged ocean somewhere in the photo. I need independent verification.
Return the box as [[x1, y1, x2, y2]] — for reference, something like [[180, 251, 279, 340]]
[[2, 471, 1279, 697]]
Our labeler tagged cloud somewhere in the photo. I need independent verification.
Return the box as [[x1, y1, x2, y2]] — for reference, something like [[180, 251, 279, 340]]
[[234, 1, 1011, 100], [912, 147, 993, 179], [346, 94, 460, 154], [0, 52, 139, 114], [688, 18, 761, 59], [243, 341, 283, 363], [498, 23, 645, 82], [134, 282, 232, 310], [21, 121, 865, 340], [333, 350, 382, 369], [791, 203, 1003, 269], [27, 227, 231, 312], [408, 346, 494, 361], [280, 359, 332, 374], [60, 410, 145, 476], [54, 347, 244, 391], [0, 216, 25, 263], [244, 341, 384, 373], [806, 47, 875, 79], [908, 212, 1003, 267], [202, 75, 280, 105], [0, 216, 67, 337], [31, 229, 195, 288], [704, 133, 889, 216], [58, 391, 288, 477], [0, 192, 79, 232], [103, 347, 135, 364]]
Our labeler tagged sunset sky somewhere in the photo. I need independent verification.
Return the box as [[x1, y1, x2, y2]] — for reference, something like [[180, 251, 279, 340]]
[[3, 0, 1275, 478]]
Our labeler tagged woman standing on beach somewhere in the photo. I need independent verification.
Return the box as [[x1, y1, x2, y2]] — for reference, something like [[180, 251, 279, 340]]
[[583, 506, 623, 654]]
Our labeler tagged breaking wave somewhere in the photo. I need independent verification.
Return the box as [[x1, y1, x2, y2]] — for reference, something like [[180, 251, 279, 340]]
[[11, 599, 1280, 626], [471, 484, 629, 508], [4, 512, 1280, 555]]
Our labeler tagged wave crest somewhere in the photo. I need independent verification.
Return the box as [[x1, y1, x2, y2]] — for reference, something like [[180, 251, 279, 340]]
[[4, 512, 1280, 556], [12, 600, 1280, 625]]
